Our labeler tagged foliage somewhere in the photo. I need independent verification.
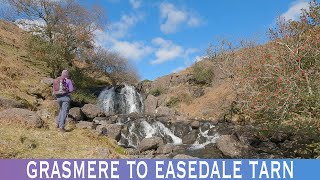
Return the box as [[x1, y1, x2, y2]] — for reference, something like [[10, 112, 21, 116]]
[[150, 88, 161, 97], [166, 97, 180, 108], [235, 0, 320, 122], [192, 61, 214, 85]]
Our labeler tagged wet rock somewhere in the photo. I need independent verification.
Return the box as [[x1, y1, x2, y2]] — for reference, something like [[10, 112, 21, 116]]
[[182, 130, 198, 144], [0, 108, 43, 128], [144, 95, 158, 114], [81, 104, 102, 120], [190, 121, 200, 129], [76, 121, 93, 129], [216, 135, 253, 158], [156, 144, 174, 154], [173, 123, 191, 138], [69, 107, 83, 121], [138, 137, 164, 152], [173, 154, 198, 159]]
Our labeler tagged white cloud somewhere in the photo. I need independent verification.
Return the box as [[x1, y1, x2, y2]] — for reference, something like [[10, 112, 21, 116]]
[[110, 13, 143, 39], [129, 0, 142, 9], [281, 0, 309, 21], [150, 37, 198, 64], [159, 2, 202, 34], [94, 29, 152, 61]]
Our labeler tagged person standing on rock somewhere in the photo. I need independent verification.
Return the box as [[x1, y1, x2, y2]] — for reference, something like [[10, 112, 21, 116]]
[[53, 70, 74, 132]]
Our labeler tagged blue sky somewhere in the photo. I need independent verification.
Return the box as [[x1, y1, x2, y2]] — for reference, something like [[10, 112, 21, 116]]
[[82, 0, 312, 80]]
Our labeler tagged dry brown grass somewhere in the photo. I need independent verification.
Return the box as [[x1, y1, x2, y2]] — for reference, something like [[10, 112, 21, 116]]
[[0, 118, 127, 159]]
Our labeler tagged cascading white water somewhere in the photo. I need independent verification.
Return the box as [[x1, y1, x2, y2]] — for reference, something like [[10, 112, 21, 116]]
[[98, 85, 144, 114]]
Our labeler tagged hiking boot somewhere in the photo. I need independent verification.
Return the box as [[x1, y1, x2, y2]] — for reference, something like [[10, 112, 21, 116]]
[[59, 128, 66, 133]]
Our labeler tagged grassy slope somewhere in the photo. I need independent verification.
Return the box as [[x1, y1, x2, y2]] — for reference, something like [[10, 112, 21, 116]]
[[0, 20, 125, 158]]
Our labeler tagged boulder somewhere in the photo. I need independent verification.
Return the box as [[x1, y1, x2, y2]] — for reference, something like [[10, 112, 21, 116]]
[[76, 121, 93, 129], [173, 154, 197, 159], [155, 106, 175, 116], [156, 144, 174, 154], [93, 117, 113, 125], [190, 121, 200, 129], [96, 124, 122, 141], [69, 107, 83, 121], [182, 130, 198, 144], [138, 137, 164, 152], [144, 95, 158, 114], [81, 104, 102, 119], [216, 135, 252, 158], [173, 123, 191, 138], [27, 85, 51, 100], [0, 108, 43, 128], [0, 97, 25, 109], [40, 78, 54, 86]]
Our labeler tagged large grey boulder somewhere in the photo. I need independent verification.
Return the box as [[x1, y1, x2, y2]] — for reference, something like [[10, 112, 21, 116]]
[[81, 104, 102, 119], [216, 135, 253, 158], [69, 107, 83, 121], [144, 95, 158, 114], [138, 137, 164, 152], [96, 124, 122, 141], [0, 108, 43, 128]]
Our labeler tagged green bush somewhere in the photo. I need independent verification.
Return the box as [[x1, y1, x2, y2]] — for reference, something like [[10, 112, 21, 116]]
[[192, 62, 214, 85], [150, 88, 161, 97]]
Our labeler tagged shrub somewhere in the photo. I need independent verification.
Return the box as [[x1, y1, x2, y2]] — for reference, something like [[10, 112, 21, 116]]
[[192, 61, 214, 85], [150, 88, 161, 97], [166, 97, 180, 108], [235, 0, 320, 123]]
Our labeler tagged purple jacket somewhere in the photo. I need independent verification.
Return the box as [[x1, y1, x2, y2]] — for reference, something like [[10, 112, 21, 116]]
[[65, 78, 74, 94]]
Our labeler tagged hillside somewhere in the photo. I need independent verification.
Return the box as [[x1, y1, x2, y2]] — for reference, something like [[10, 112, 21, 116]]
[[0, 20, 125, 158]]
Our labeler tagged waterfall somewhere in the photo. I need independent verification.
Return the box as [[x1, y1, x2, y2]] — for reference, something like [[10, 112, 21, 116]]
[[98, 85, 144, 114]]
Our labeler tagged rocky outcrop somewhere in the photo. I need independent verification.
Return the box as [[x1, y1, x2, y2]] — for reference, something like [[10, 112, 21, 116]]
[[138, 137, 164, 152], [144, 95, 158, 114], [0, 108, 43, 128], [156, 144, 174, 154], [173, 154, 197, 159], [81, 104, 102, 120], [182, 130, 198, 144]]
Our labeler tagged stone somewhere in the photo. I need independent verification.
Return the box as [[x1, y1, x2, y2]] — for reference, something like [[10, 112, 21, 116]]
[[144, 95, 158, 114], [173, 123, 191, 138], [216, 135, 252, 158], [40, 78, 54, 86], [76, 121, 93, 129], [155, 106, 175, 116], [190, 121, 200, 129], [68, 107, 83, 121], [96, 124, 122, 141], [138, 137, 164, 152], [0, 97, 25, 109], [156, 144, 174, 154], [154, 154, 171, 159], [173, 154, 198, 159], [0, 108, 43, 128], [182, 130, 198, 144], [81, 104, 102, 120], [36, 109, 53, 120], [93, 117, 112, 125]]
